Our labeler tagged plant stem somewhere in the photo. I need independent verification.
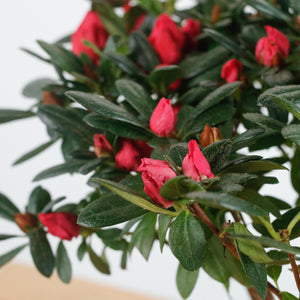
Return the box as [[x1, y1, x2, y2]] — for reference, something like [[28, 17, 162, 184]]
[[258, 217, 281, 241], [288, 252, 300, 295], [190, 203, 283, 300], [287, 211, 300, 236]]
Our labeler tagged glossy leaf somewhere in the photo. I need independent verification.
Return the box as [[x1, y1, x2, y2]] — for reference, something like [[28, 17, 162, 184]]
[[0, 244, 27, 267], [77, 240, 87, 261], [281, 292, 298, 300], [243, 113, 285, 132], [158, 214, 173, 252], [282, 125, 300, 145], [176, 264, 199, 299], [0, 193, 20, 222], [26, 186, 51, 214], [291, 147, 300, 195], [129, 212, 157, 260], [169, 211, 207, 271], [187, 191, 268, 216], [28, 229, 55, 277], [87, 246, 110, 274], [56, 241, 72, 283]]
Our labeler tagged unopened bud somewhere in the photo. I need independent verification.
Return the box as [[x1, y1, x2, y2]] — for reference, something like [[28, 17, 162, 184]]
[[93, 134, 113, 158], [296, 16, 300, 31], [43, 91, 64, 106], [200, 124, 223, 147], [211, 5, 221, 24], [15, 213, 38, 233]]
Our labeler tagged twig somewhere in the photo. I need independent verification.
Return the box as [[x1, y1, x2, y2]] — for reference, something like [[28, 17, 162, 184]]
[[288, 253, 300, 295]]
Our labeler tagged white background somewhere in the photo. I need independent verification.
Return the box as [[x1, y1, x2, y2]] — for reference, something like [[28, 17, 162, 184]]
[[0, 1, 297, 299]]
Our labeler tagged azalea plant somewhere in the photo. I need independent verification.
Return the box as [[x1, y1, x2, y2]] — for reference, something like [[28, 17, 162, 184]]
[[1, 0, 300, 299]]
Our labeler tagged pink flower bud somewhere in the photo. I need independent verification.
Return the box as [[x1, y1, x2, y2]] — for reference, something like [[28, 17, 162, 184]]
[[221, 59, 243, 83], [138, 158, 176, 208], [255, 26, 290, 66], [150, 98, 177, 137], [93, 134, 113, 157], [148, 14, 185, 65], [72, 11, 109, 65], [182, 140, 214, 181], [115, 139, 153, 172], [39, 212, 80, 241]]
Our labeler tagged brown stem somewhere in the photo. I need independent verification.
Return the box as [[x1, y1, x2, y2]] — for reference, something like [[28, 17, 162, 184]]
[[248, 286, 263, 300], [288, 253, 300, 295], [190, 203, 282, 300]]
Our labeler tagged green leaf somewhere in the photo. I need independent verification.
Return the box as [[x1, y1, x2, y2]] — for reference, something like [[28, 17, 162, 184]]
[[26, 186, 51, 214], [0, 109, 35, 124], [168, 143, 188, 166], [37, 105, 92, 144], [0, 244, 27, 267], [229, 234, 300, 255], [33, 159, 88, 181], [56, 241, 72, 283], [137, 0, 163, 14], [169, 211, 207, 271], [28, 229, 55, 277], [77, 194, 146, 228], [87, 246, 110, 274], [187, 191, 268, 216], [91, 178, 177, 216], [282, 125, 300, 145], [129, 212, 157, 260], [148, 65, 182, 94], [0, 193, 20, 222], [203, 29, 242, 56], [129, 31, 160, 71], [104, 52, 141, 76], [234, 223, 272, 263], [237, 249, 267, 299], [281, 292, 299, 300], [176, 264, 199, 299], [267, 265, 281, 285], [160, 176, 205, 201], [243, 113, 285, 132], [244, 0, 291, 22], [116, 79, 155, 121], [22, 78, 56, 99], [291, 147, 300, 195], [77, 240, 87, 261], [270, 95, 300, 120], [78, 158, 106, 175], [84, 113, 153, 141], [231, 129, 265, 152], [13, 140, 56, 166], [66, 91, 146, 128], [180, 46, 230, 79], [0, 234, 19, 241], [38, 41, 83, 73], [158, 214, 173, 252]]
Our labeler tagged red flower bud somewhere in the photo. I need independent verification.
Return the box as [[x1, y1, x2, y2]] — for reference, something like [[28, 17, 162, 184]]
[[200, 124, 223, 147], [39, 212, 80, 241], [221, 59, 243, 83], [138, 158, 176, 208], [72, 11, 109, 65], [182, 140, 214, 181], [255, 26, 290, 66], [15, 213, 38, 233], [150, 98, 179, 137], [93, 134, 113, 157], [148, 14, 185, 65], [115, 139, 153, 172], [181, 19, 201, 51]]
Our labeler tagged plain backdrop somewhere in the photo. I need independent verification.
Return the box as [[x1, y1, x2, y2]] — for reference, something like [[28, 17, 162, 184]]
[[0, 1, 297, 299]]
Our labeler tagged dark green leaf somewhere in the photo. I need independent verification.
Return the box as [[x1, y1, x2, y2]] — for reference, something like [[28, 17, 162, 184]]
[[0, 234, 19, 241], [268, 95, 300, 120], [0, 244, 27, 267], [281, 292, 298, 300], [56, 241, 72, 283], [22, 78, 56, 99], [137, 0, 163, 14], [180, 46, 230, 79], [243, 113, 285, 132], [28, 229, 55, 277], [129, 31, 160, 71], [237, 249, 267, 299], [129, 212, 157, 260], [187, 191, 268, 216], [26, 186, 51, 214], [231, 129, 265, 152], [78, 158, 106, 175], [77, 240, 87, 261], [78, 194, 146, 228], [37, 105, 92, 144], [169, 211, 207, 271], [13, 140, 56, 166], [291, 147, 300, 195], [176, 264, 199, 299], [158, 214, 173, 252], [116, 79, 155, 121], [168, 143, 188, 166], [0, 109, 34, 124], [87, 246, 110, 274], [38, 41, 83, 73], [0, 193, 20, 222], [282, 125, 300, 145], [33, 159, 88, 181], [267, 265, 281, 285]]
